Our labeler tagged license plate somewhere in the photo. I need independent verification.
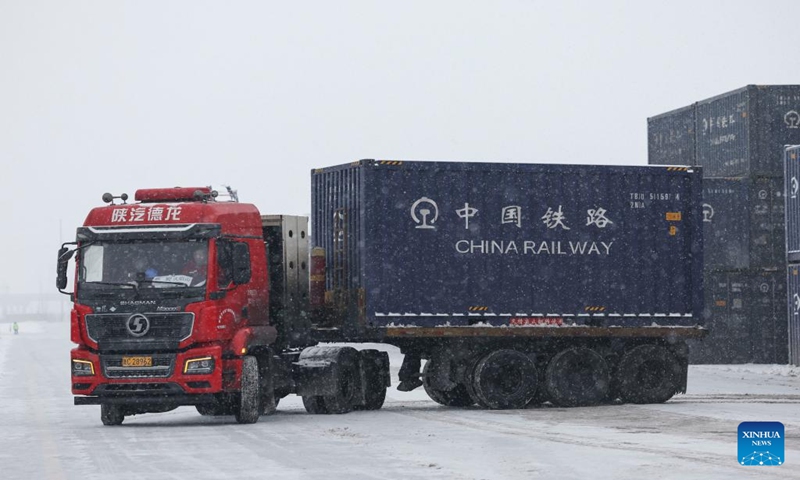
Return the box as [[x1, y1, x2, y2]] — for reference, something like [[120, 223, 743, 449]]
[[122, 356, 153, 367]]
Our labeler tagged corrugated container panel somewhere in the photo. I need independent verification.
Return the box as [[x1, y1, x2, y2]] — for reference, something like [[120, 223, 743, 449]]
[[785, 145, 800, 262], [312, 160, 704, 332], [788, 265, 800, 366], [691, 269, 787, 364], [703, 177, 786, 270], [647, 104, 697, 166], [649, 85, 800, 177]]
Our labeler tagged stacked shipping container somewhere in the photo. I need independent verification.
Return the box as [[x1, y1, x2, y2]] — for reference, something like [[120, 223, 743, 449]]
[[648, 85, 800, 364], [785, 145, 800, 366]]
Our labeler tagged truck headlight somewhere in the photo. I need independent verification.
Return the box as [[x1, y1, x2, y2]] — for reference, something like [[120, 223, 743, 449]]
[[184, 357, 215, 375], [72, 359, 95, 376]]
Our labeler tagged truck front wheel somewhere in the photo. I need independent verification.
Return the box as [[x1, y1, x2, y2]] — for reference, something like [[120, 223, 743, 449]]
[[234, 356, 261, 424], [615, 345, 682, 404], [545, 348, 610, 407], [100, 404, 125, 426]]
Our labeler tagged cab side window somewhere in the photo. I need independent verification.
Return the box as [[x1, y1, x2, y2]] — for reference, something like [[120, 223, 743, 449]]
[[217, 240, 234, 287]]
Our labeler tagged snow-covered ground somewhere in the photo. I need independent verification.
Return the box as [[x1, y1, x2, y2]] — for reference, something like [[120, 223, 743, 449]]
[[1, 322, 799, 479]]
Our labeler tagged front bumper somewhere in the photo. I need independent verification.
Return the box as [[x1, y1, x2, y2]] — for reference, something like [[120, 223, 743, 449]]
[[71, 344, 238, 401]]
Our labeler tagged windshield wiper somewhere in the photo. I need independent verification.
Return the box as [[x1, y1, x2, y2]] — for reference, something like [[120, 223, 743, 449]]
[[80, 281, 139, 297], [137, 279, 192, 287], [83, 281, 137, 289]]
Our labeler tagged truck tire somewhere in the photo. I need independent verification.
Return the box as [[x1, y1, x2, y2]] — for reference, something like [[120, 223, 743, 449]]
[[545, 348, 610, 407], [422, 358, 474, 407], [100, 404, 125, 426], [302, 396, 329, 414], [259, 354, 278, 416], [322, 353, 358, 414], [234, 356, 261, 424], [471, 349, 538, 410], [616, 345, 682, 404], [355, 350, 389, 411]]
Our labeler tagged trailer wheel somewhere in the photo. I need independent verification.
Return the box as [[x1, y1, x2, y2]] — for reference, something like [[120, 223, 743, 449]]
[[471, 349, 538, 410], [234, 356, 261, 424], [100, 404, 125, 426], [545, 348, 610, 407], [302, 396, 329, 414], [422, 358, 474, 407], [616, 345, 682, 404]]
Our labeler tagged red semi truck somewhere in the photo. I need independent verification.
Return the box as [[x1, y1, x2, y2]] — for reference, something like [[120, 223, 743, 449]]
[[57, 161, 706, 425]]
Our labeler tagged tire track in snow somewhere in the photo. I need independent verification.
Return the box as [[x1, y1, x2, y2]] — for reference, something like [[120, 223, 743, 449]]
[[384, 406, 800, 478]]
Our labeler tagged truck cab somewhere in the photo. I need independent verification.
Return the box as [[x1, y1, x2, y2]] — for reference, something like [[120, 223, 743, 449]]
[[58, 187, 389, 425]]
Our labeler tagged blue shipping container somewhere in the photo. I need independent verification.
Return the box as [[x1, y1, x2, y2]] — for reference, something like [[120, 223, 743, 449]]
[[693, 269, 787, 364], [788, 265, 800, 366], [648, 103, 697, 166], [312, 160, 704, 330], [785, 145, 800, 262], [703, 177, 785, 270]]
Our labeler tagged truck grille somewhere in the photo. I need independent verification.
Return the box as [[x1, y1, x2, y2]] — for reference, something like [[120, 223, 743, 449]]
[[85, 313, 194, 344], [101, 354, 176, 378]]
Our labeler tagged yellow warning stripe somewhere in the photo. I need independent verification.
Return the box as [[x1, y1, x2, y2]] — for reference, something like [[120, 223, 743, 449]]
[[584, 306, 606, 312], [468, 306, 489, 311], [666, 167, 689, 172], [379, 160, 404, 166]]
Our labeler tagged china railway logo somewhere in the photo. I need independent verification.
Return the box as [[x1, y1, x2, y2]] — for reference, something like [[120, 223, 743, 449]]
[[785, 111, 800, 129], [702, 204, 714, 222], [738, 422, 784, 466], [411, 197, 439, 229], [793, 293, 800, 314], [126, 314, 150, 337], [791, 177, 798, 199]]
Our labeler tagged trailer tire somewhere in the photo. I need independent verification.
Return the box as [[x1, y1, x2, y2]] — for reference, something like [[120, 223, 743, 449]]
[[302, 396, 329, 414], [616, 345, 682, 404], [545, 348, 610, 407], [422, 358, 474, 407], [100, 404, 125, 426], [471, 349, 538, 410], [234, 356, 261, 424]]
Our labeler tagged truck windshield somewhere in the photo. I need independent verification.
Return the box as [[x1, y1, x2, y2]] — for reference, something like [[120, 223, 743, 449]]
[[77, 240, 209, 300]]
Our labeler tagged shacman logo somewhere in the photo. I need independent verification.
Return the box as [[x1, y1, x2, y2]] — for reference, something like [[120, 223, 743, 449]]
[[126, 314, 150, 337], [738, 422, 784, 466]]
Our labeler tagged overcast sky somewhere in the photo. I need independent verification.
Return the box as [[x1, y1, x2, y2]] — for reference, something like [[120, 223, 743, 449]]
[[2, 0, 800, 294]]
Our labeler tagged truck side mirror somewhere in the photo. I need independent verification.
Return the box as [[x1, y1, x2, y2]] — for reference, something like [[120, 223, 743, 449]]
[[232, 242, 251, 285], [57, 247, 75, 291]]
